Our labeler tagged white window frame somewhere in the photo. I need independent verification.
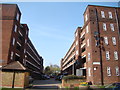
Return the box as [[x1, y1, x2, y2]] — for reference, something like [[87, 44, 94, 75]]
[[76, 50, 78, 55], [115, 66, 120, 76], [16, 13, 19, 20], [88, 53, 90, 61], [108, 12, 113, 19], [25, 39, 27, 43], [76, 40, 78, 45], [114, 51, 118, 60], [15, 53, 20, 57], [110, 24, 114, 31], [85, 14, 88, 21], [88, 67, 91, 76], [12, 38, 15, 45], [101, 11, 105, 18], [106, 51, 110, 60], [18, 31, 23, 36], [107, 67, 111, 76], [87, 39, 89, 47], [103, 23, 107, 31], [23, 59, 26, 66], [86, 26, 89, 33], [112, 37, 116, 45], [24, 49, 26, 53], [14, 25, 17, 32], [10, 51, 14, 60], [75, 32, 77, 37], [104, 37, 108, 45]]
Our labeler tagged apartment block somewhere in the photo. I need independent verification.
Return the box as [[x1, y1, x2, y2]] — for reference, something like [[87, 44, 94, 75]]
[[61, 5, 120, 85], [1, 4, 43, 79]]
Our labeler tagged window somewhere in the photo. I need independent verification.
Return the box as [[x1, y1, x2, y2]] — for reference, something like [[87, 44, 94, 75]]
[[106, 51, 110, 60], [104, 37, 108, 45], [101, 11, 105, 18], [108, 12, 112, 19], [10, 51, 14, 60], [16, 13, 19, 20], [23, 59, 26, 66], [85, 14, 88, 21], [112, 37, 116, 45], [76, 50, 78, 55], [103, 23, 107, 31], [14, 25, 17, 32], [16, 42, 21, 51], [107, 67, 111, 76], [88, 67, 91, 76], [18, 31, 23, 36], [25, 39, 27, 43], [110, 24, 114, 31], [12, 38, 15, 45], [76, 32, 77, 37], [115, 66, 119, 76], [114, 51, 118, 60], [87, 39, 89, 47], [26, 30, 28, 35], [88, 53, 90, 61], [76, 41, 78, 45], [15, 53, 20, 61], [24, 49, 26, 53], [86, 26, 89, 33]]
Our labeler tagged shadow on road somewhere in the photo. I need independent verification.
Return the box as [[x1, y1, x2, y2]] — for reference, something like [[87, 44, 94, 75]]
[[26, 78, 61, 89], [32, 78, 61, 85], [31, 86, 59, 89]]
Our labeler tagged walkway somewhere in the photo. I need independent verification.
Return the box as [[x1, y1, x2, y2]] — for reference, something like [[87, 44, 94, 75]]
[[27, 78, 61, 89]]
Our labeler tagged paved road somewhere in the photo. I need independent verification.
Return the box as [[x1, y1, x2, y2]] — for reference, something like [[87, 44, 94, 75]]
[[27, 78, 61, 89]]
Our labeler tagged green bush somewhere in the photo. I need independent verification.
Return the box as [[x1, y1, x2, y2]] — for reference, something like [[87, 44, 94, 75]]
[[62, 75, 86, 81]]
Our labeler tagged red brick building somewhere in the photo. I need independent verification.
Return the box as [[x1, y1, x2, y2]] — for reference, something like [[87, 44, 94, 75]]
[[61, 5, 120, 85], [1, 4, 44, 79]]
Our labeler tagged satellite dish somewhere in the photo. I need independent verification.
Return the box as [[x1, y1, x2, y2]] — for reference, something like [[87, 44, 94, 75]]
[[94, 31, 99, 36]]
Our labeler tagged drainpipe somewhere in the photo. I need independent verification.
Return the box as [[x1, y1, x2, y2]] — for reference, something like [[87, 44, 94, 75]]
[[12, 70, 15, 88], [95, 8, 104, 86], [72, 63, 74, 75]]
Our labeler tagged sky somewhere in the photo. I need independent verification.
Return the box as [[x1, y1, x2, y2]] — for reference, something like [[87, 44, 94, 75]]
[[6, 2, 119, 67]]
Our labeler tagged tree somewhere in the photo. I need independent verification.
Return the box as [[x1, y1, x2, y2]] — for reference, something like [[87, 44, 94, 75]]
[[44, 66, 52, 75], [44, 64, 60, 75]]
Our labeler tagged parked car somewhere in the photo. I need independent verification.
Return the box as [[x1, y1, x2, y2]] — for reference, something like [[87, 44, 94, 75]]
[[50, 75, 54, 78], [28, 76, 34, 84], [44, 75, 50, 79], [55, 75, 64, 81], [105, 82, 120, 89], [42, 75, 50, 80]]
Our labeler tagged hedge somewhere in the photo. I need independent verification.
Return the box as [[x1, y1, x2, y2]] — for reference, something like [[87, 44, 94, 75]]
[[62, 75, 86, 81]]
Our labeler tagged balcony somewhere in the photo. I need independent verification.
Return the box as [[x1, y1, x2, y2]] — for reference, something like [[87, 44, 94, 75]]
[[80, 31, 85, 39], [81, 43, 86, 48]]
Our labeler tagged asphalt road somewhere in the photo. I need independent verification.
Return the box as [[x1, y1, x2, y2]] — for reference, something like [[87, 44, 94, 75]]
[[27, 78, 61, 89]]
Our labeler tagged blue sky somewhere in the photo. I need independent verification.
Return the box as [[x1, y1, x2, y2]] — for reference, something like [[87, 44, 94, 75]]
[[10, 2, 119, 67]]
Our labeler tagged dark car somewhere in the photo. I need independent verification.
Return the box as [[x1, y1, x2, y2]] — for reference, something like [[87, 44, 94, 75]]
[[42, 75, 50, 80], [105, 82, 120, 89], [55, 75, 64, 81], [28, 76, 34, 84]]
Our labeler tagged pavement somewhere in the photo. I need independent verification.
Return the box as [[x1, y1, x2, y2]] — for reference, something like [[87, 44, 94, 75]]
[[26, 78, 62, 90]]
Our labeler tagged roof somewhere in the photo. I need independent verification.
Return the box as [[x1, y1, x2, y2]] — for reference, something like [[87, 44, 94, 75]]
[[83, 5, 120, 15], [2, 61, 26, 70]]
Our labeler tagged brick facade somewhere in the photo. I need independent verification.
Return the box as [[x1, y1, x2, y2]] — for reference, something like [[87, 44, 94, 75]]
[[61, 5, 120, 85], [1, 4, 44, 79]]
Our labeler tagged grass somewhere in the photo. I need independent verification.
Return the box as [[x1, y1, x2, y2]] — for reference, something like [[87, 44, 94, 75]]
[[74, 87, 79, 90], [96, 85, 105, 88], [1, 88, 23, 90]]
